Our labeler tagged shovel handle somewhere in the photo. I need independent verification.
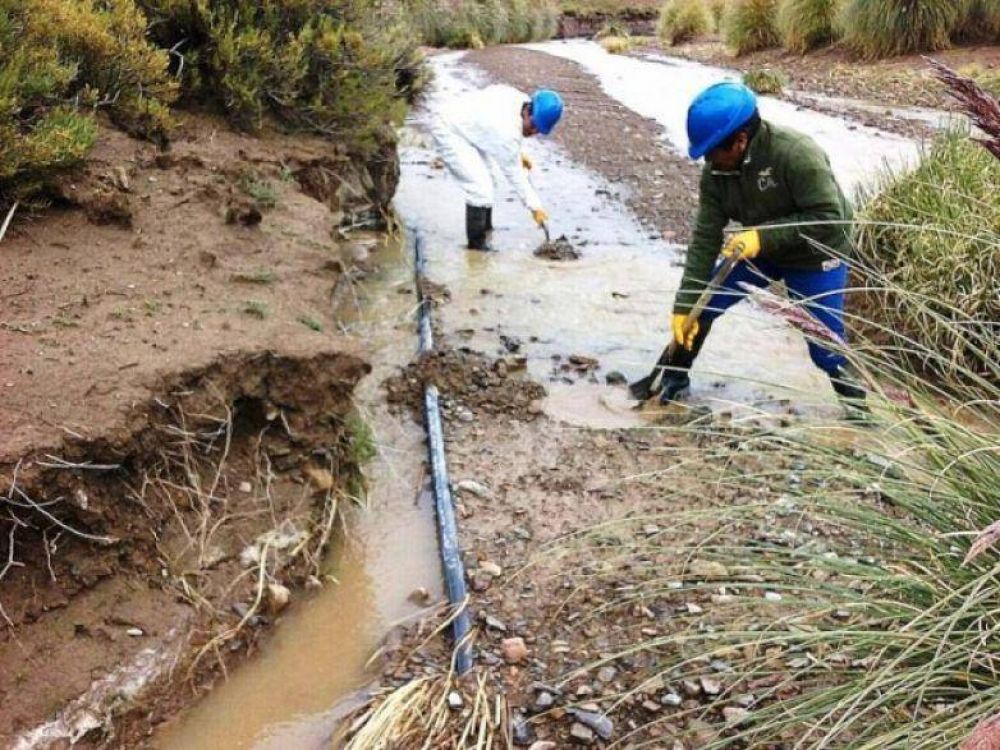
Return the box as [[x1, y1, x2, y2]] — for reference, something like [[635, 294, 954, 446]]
[[541, 221, 551, 244]]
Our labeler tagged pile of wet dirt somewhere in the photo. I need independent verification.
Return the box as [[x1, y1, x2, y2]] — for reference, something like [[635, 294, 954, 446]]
[[534, 235, 580, 260], [384, 348, 546, 423]]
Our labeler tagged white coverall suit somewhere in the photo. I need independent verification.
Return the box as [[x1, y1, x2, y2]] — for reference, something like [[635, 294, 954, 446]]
[[431, 84, 543, 214]]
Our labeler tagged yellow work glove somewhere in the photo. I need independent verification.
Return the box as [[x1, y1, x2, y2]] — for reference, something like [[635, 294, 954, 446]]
[[521, 154, 533, 170], [672, 312, 699, 351], [532, 208, 548, 227], [722, 229, 761, 260]]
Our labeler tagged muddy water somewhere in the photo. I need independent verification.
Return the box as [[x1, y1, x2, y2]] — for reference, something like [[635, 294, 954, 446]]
[[154, 236, 442, 750], [524, 41, 919, 195], [395, 50, 903, 424]]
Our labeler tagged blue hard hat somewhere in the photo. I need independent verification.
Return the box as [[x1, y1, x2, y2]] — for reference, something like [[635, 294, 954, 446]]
[[686, 82, 758, 159], [531, 89, 563, 135]]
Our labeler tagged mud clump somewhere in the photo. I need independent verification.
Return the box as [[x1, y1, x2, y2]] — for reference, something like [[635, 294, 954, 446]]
[[534, 235, 580, 261], [385, 348, 546, 422]]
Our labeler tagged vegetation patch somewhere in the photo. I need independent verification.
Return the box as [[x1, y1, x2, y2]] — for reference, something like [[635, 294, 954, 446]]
[[743, 66, 789, 93], [406, 0, 558, 49], [657, 0, 713, 45], [777, 0, 843, 53], [841, 0, 962, 58], [723, 0, 781, 55]]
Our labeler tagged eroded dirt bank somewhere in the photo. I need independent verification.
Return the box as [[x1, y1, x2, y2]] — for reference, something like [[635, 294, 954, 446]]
[[0, 112, 394, 746]]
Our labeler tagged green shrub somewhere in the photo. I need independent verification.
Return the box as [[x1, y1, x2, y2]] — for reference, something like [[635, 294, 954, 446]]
[[600, 34, 634, 52], [743, 66, 788, 93], [0, 0, 175, 200], [407, 0, 557, 48], [841, 0, 962, 59], [657, 0, 712, 44], [723, 0, 780, 55], [855, 127, 999, 376], [778, 0, 842, 52], [139, 0, 418, 153]]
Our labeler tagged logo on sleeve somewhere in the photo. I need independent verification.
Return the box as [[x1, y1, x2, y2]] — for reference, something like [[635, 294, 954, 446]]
[[757, 167, 779, 192]]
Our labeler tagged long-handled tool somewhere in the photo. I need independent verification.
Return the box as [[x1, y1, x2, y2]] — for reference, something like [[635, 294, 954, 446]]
[[628, 254, 742, 402], [541, 220, 551, 244]]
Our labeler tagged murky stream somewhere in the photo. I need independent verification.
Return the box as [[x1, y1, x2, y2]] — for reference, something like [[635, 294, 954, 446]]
[[154, 41, 917, 748]]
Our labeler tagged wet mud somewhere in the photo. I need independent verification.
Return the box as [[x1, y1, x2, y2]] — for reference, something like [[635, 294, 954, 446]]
[[534, 235, 580, 260]]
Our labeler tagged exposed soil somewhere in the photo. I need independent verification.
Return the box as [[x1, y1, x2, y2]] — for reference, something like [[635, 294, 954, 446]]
[[466, 46, 703, 242], [384, 347, 545, 423], [534, 235, 581, 260], [0, 111, 395, 745]]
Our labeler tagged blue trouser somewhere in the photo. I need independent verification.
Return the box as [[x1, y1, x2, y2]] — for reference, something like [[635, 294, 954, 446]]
[[699, 258, 848, 376]]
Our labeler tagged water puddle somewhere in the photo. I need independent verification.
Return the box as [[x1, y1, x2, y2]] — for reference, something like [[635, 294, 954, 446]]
[[154, 237, 442, 750], [522, 41, 919, 195]]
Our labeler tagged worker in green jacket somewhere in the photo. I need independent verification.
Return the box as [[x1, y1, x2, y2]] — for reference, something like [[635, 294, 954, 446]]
[[663, 81, 866, 411]]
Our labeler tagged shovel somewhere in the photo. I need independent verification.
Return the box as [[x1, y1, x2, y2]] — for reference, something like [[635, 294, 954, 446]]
[[541, 220, 551, 244], [628, 253, 742, 402]]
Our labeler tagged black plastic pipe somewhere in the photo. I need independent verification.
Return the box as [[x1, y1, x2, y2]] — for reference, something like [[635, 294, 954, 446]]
[[412, 229, 472, 675]]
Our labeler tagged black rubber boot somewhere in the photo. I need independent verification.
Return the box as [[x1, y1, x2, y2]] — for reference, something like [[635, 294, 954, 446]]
[[485, 206, 494, 231], [466, 204, 491, 251], [659, 321, 713, 404], [829, 365, 870, 421]]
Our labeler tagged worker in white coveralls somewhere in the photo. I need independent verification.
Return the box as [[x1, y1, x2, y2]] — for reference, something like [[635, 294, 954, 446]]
[[431, 85, 564, 250]]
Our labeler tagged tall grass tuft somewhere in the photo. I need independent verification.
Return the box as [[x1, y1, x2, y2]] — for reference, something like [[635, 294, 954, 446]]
[[841, 0, 962, 59], [657, 0, 713, 44], [954, 0, 1000, 44], [707, 0, 727, 29], [854, 127, 999, 379], [778, 0, 843, 52], [406, 0, 558, 49], [723, 0, 781, 55]]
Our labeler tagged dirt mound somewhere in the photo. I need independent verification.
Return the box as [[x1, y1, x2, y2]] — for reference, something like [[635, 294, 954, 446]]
[[534, 235, 580, 260], [384, 348, 546, 423], [0, 351, 370, 747]]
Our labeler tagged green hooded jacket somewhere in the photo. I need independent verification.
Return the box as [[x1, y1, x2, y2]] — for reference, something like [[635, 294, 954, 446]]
[[674, 121, 854, 314]]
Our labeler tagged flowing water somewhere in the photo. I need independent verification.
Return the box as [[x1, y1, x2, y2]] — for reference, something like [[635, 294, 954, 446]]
[[153, 41, 918, 748]]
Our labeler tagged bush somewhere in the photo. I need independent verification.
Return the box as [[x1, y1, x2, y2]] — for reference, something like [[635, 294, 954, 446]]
[[407, 0, 558, 48], [954, 0, 1000, 43], [743, 66, 788, 93], [778, 0, 842, 52], [0, 0, 175, 200], [707, 0, 726, 29], [138, 0, 419, 153], [600, 34, 634, 52], [657, 0, 712, 44], [841, 0, 962, 59], [855, 127, 999, 377], [723, 0, 781, 55]]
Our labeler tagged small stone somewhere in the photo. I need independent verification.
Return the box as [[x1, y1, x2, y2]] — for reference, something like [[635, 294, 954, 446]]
[[448, 691, 463, 709], [689, 560, 729, 578], [596, 666, 617, 683], [534, 691, 555, 712], [764, 591, 783, 602], [513, 716, 535, 746], [569, 723, 595, 745], [502, 637, 528, 664], [723, 706, 750, 724], [642, 700, 661, 713], [479, 561, 502, 577], [734, 693, 756, 708], [700, 677, 722, 696], [661, 692, 683, 707], [682, 679, 701, 697], [686, 602, 703, 614], [238, 481, 252, 493], [568, 709, 614, 741], [529, 743, 556, 750], [710, 659, 734, 674], [126, 627, 144, 637], [266, 583, 291, 614], [455, 479, 492, 498], [408, 587, 432, 605], [605, 370, 627, 385], [832, 609, 851, 620], [642, 524, 660, 536], [787, 657, 811, 670], [484, 615, 507, 632], [575, 683, 594, 697], [528, 400, 544, 415]]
